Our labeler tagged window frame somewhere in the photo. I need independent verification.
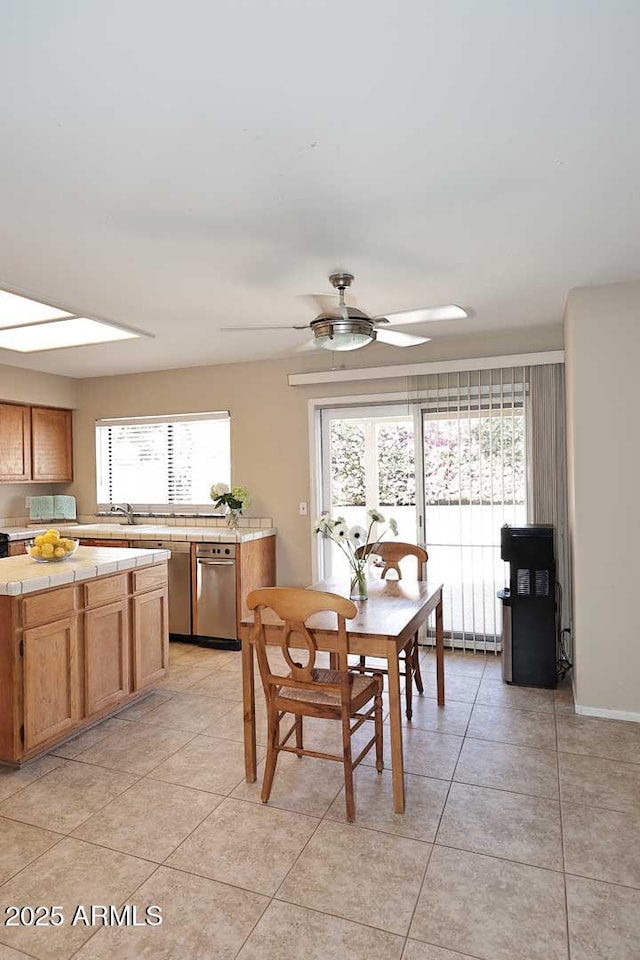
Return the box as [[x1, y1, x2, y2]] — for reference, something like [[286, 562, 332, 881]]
[[95, 410, 230, 510]]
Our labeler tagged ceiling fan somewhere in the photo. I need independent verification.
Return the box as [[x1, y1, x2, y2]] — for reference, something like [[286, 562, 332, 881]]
[[222, 272, 469, 352]]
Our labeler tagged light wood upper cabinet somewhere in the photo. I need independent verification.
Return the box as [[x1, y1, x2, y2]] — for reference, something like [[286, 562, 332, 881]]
[[31, 406, 73, 481], [0, 402, 31, 481], [0, 403, 73, 483]]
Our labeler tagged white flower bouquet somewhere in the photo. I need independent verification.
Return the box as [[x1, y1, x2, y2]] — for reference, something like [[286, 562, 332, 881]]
[[313, 508, 398, 600], [210, 483, 252, 529]]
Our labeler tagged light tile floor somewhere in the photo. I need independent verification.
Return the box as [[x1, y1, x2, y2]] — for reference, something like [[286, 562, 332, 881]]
[[0, 643, 638, 959]]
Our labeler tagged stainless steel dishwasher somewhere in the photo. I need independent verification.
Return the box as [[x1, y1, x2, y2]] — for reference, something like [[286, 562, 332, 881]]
[[194, 543, 239, 649], [138, 540, 192, 639]]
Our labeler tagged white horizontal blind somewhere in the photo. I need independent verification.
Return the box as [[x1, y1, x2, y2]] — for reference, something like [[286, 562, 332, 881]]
[[96, 412, 230, 506]]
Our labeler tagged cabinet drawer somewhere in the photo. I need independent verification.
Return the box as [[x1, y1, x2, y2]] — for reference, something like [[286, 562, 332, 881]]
[[84, 574, 127, 609], [133, 564, 167, 594], [22, 587, 76, 628]]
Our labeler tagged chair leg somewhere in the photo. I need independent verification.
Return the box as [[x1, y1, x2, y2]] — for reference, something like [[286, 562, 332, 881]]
[[341, 712, 355, 822], [374, 687, 384, 773], [405, 649, 413, 721], [413, 636, 424, 693], [261, 704, 280, 804], [358, 655, 366, 672], [295, 714, 303, 756]]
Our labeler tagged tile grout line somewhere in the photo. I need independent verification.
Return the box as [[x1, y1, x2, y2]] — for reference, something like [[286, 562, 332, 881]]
[[4, 648, 639, 958], [555, 704, 573, 960]]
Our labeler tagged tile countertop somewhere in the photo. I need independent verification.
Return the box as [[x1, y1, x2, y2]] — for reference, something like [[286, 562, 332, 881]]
[[0, 546, 171, 596], [0, 523, 277, 544]]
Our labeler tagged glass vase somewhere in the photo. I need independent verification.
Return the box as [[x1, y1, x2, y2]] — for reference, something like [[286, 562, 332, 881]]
[[349, 564, 368, 601], [226, 508, 241, 530]]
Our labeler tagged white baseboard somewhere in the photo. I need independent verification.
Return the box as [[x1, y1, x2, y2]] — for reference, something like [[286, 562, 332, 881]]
[[575, 703, 640, 723]]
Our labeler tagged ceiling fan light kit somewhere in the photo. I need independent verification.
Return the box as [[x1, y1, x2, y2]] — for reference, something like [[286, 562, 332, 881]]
[[311, 316, 376, 352]]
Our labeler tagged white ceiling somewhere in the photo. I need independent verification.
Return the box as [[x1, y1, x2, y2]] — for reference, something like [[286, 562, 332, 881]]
[[0, 1, 639, 378]]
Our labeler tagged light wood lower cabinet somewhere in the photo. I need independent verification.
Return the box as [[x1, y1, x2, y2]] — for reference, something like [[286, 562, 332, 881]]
[[132, 587, 168, 690], [22, 616, 81, 751], [0, 561, 168, 765], [85, 600, 130, 714]]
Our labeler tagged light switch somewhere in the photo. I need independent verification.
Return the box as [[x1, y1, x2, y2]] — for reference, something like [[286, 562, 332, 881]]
[[299, 501, 308, 516]]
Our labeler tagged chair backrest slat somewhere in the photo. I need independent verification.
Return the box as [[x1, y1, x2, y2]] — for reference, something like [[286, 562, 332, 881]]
[[355, 541, 428, 581]]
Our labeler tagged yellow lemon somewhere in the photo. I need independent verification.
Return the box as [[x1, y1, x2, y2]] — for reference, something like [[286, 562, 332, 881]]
[[41, 542, 54, 558], [30, 545, 42, 557], [34, 535, 45, 546], [62, 539, 75, 551], [43, 532, 59, 545], [54, 546, 66, 558], [45, 528, 60, 538]]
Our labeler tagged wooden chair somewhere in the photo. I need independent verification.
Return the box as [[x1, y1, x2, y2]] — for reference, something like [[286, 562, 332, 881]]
[[246, 586, 384, 822], [354, 541, 428, 721]]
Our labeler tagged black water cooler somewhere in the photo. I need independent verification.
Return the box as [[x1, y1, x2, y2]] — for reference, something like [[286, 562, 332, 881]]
[[499, 524, 556, 689]]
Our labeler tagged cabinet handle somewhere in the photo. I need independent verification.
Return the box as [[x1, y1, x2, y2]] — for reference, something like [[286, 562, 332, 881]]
[[197, 559, 235, 566]]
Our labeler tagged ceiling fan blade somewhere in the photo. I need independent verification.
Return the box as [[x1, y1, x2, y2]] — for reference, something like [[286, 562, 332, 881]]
[[375, 328, 431, 348], [219, 324, 310, 331], [293, 338, 318, 353], [298, 293, 357, 316], [375, 304, 468, 326]]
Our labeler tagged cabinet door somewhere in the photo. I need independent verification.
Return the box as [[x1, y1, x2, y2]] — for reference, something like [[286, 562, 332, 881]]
[[22, 616, 80, 750], [131, 587, 168, 691], [85, 600, 130, 715], [0, 403, 31, 481], [31, 406, 73, 481]]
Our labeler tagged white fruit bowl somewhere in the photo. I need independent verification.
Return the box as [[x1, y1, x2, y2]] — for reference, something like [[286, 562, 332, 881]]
[[26, 538, 80, 562]]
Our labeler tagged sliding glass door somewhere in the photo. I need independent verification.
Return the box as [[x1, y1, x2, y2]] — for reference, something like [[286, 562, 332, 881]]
[[317, 370, 528, 650], [319, 405, 419, 579]]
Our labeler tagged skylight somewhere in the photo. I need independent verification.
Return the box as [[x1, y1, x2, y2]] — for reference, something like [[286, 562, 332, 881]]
[[0, 317, 140, 353], [0, 289, 72, 327], [0, 288, 143, 352]]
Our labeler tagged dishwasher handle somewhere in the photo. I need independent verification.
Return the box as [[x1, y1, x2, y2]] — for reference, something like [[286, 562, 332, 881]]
[[196, 558, 235, 566]]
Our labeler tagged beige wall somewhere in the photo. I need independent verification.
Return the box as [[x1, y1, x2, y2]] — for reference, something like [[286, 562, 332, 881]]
[[564, 281, 640, 717], [0, 363, 78, 518], [72, 325, 562, 585]]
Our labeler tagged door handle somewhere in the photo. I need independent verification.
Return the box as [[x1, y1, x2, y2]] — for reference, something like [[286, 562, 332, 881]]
[[197, 559, 235, 566]]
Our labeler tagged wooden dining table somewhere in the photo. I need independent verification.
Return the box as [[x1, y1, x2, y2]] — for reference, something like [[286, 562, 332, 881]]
[[240, 576, 444, 813]]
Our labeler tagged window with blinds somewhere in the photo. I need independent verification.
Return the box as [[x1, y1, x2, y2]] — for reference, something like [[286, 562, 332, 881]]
[[95, 412, 230, 507]]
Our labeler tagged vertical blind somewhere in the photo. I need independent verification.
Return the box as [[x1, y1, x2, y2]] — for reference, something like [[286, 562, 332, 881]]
[[95, 412, 230, 506], [419, 368, 527, 651], [528, 364, 571, 658]]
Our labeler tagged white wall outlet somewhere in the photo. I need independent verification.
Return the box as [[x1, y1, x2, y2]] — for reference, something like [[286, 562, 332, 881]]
[[299, 501, 308, 516]]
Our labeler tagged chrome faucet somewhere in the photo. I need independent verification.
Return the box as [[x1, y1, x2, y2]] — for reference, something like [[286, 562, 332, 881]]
[[109, 503, 135, 525]]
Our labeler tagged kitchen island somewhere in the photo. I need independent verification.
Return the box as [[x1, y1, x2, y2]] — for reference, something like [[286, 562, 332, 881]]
[[0, 545, 170, 766]]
